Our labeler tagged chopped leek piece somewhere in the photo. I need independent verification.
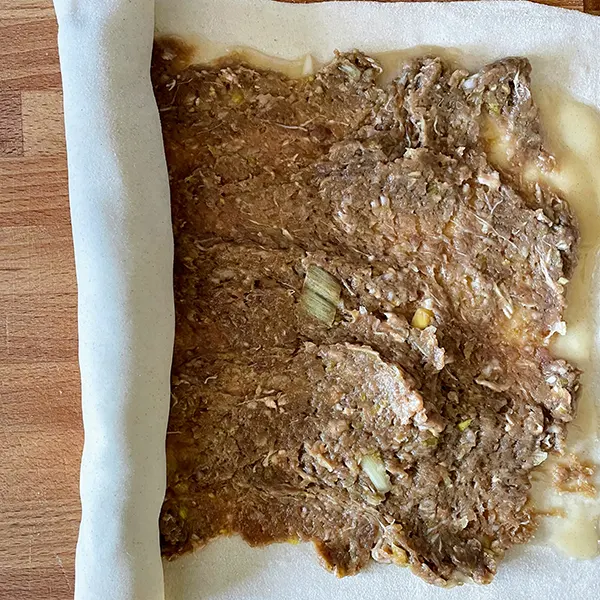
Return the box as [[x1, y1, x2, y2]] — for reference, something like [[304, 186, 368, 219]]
[[360, 454, 392, 494], [412, 307, 433, 330], [305, 265, 341, 301], [300, 265, 341, 326], [230, 89, 244, 104], [300, 288, 336, 326], [457, 419, 472, 432], [338, 62, 361, 80]]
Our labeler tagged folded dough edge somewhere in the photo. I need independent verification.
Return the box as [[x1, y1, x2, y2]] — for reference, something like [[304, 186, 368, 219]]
[[54, 1, 174, 599]]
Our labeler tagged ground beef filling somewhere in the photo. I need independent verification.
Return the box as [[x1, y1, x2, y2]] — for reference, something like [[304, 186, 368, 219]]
[[152, 43, 580, 585]]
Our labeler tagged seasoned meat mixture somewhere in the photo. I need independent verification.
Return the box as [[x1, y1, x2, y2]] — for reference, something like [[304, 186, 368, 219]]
[[152, 40, 580, 585]]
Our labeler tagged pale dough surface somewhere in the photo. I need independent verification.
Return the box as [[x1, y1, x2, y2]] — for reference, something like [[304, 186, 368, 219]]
[[53, 1, 600, 599]]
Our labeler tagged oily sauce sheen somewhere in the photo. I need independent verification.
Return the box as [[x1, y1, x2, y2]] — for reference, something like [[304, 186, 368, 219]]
[[152, 39, 581, 585]]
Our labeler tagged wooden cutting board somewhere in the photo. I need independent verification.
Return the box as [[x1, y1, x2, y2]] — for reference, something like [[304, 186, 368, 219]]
[[0, 1, 597, 598]]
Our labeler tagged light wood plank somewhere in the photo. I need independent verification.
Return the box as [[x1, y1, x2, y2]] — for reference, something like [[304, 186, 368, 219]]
[[0, 5, 77, 599], [0, 91, 23, 156], [0, 18, 60, 91], [22, 91, 65, 157], [0, 0, 55, 21]]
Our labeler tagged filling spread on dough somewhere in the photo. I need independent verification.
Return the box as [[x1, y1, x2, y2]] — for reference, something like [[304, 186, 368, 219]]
[[152, 40, 580, 585]]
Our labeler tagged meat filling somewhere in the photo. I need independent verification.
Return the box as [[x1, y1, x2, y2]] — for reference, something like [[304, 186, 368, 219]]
[[152, 41, 580, 585]]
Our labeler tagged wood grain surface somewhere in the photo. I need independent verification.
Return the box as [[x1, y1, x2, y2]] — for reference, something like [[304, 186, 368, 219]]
[[0, 2, 79, 599], [0, 1, 596, 599]]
